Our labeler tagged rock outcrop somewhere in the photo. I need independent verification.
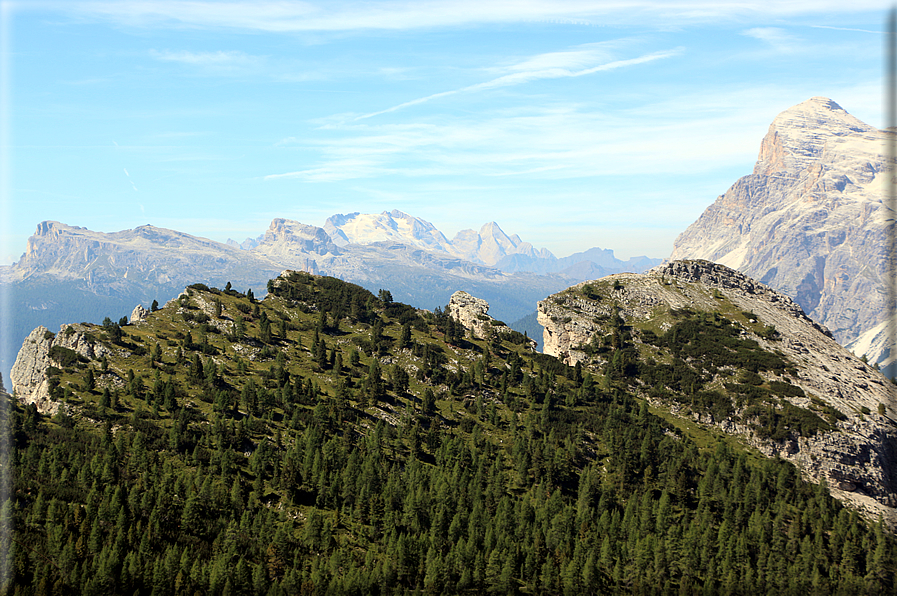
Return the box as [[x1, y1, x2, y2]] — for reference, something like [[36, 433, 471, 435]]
[[539, 259, 897, 524], [447, 291, 494, 338], [10, 324, 112, 415], [670, 97, 886, 358], [130, 304, 149, 324], [448, 290, 536, 349]]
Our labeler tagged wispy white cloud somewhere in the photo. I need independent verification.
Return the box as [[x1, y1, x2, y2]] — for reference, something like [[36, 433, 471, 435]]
[[150, 49, 250, 65], [743, 27, 801, 53], [498, 42, 618, 73], [149, 131, 209, 139], [810, 25, 882, 34], [51, 1, 897, 33], [355, 47, 682, 120], [147, 48, 332, 81], [148, 49, 262, 75], [264, 87, 780, 184]]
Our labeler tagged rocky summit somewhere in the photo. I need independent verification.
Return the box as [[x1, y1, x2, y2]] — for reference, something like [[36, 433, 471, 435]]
[[538, 259, 897, 524], [670, 97, 886, 364]]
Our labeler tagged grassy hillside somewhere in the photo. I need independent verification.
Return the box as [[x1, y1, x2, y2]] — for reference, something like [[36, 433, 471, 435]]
[[5, 272, 896, 594]]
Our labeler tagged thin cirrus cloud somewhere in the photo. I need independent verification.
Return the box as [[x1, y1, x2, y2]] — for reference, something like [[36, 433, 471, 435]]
[[56, 1, 895, 32], [810, 25, 882, 34], [742, 27, 801, 52], [354, 47, 682, 121], [265, 100, 762, 184], [149, 49, 260, 67]]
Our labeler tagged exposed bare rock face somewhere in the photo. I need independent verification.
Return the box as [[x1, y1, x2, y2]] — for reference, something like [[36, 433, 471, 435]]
[[539, 259, 897, 524], [670, 97, 886, 358], [10, 324, 112, 415], [448, 291, 537, 349], [447, 291, 494, 338], [252, 218, 339, 266], [130, 304, 149, 324]]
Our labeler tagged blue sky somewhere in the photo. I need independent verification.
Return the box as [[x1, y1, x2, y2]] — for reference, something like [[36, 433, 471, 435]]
[[0, 1, 890, 265]]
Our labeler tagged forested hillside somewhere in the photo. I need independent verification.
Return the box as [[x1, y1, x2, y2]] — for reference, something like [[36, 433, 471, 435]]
[[5, 271, 896, 594]]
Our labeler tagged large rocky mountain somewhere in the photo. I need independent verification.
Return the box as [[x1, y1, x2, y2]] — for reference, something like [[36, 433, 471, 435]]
[[670, 97, 887, 367], [538, 259, 897, 523], [3, 214, 658, 380]]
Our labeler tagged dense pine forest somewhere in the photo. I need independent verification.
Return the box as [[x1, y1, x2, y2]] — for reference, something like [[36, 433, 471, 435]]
[[4, 271, 897, 594]]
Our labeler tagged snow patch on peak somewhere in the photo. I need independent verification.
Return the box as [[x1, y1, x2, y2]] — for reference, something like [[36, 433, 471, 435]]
[[322, 211, 556, 267], [323, 210, 453, 254]]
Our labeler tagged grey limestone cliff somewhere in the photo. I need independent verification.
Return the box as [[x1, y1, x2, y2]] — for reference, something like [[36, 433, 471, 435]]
[[10, 324, 115, 416]]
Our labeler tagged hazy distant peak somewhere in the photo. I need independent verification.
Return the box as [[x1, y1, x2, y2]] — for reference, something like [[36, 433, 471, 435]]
[[253, 218, 338, 260], [323, 210, 453, 254], [264, 218, 332, 242]]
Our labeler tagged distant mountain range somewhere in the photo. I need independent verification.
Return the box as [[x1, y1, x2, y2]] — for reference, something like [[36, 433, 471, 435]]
[[230, 209, 658, 277], [1, 215, 661, 379], [671, 97, 890, 373]]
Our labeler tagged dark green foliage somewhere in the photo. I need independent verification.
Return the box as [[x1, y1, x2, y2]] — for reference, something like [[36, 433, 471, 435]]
[[648, 312, 788, 374], [48, 345, 83, 368], [581, 283, 601, 300], [503, 328, 530, 345], [268, 272, 376, 325], [633, 311, 831, 438], [769, 380, 805, 397], [747, 401, 831, 439]]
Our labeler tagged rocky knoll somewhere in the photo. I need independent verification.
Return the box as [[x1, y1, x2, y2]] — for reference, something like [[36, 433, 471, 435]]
[[10, 324, 114, 415], [447, 291, 493, 336], [539, 259, 897, 524], [670, 97, 886, 357]]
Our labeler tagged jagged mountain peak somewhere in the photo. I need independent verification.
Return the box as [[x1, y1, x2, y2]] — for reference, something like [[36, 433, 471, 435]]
[[754, 96, 878, 179], [254, 218, 338, 260], [670, 97, 885, 355], [321, 210, 556, 266]]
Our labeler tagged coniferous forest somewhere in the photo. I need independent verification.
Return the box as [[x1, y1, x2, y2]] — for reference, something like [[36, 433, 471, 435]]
[[4, 272, 896, 594]]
